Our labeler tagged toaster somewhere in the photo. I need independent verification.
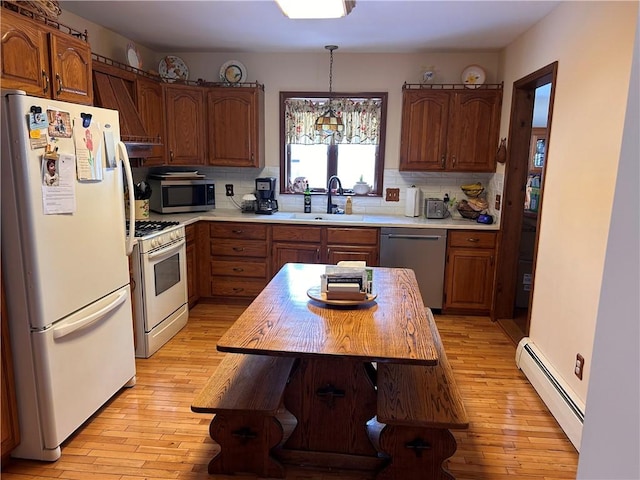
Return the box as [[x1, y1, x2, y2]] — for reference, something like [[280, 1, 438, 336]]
[[425, 198, 448, 219]]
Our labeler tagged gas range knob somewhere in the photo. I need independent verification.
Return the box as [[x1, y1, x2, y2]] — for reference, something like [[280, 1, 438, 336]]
[[152, 238, 160, 248], [171, 231, 178, 240]]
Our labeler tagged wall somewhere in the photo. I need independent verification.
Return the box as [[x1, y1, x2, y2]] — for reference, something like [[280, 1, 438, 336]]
[[59, 9, 505, 217], [499, 1, 637, 403], [577, 7, 639, 476]]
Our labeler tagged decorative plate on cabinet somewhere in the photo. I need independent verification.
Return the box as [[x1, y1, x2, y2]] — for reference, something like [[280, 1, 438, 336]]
[[158, 56, 189, 83], [461, 64, 486, 88], [219, 60, 247, 85], [126, 43, 142, 70]]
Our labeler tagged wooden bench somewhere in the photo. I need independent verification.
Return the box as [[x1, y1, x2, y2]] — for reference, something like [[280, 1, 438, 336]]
[[368, 308, 469, 480], [191, 353, 297, 478]]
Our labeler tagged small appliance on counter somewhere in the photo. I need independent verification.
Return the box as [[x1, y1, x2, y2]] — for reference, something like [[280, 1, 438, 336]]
[[147, 172, 215, 213], [255, 177, 278, 214], [425, 198, 449, 219]]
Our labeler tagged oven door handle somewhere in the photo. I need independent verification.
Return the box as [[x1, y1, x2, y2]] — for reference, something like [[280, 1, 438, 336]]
[[118, 141, 135, 256], [147, 239, 186, 261]]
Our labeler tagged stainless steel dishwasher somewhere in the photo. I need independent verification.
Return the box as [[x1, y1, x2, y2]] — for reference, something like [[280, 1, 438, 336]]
[[379, 228, 447, 309]]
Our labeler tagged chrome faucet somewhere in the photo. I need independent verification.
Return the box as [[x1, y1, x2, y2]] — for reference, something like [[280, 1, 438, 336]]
[[326, 175, 343, 213]]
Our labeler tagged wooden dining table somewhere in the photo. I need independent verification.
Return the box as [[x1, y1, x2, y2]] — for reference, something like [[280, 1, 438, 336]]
[[214, 263, 451, 472]]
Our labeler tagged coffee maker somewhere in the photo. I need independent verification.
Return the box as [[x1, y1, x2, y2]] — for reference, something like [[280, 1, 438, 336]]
[[255, 177, 278, 214]]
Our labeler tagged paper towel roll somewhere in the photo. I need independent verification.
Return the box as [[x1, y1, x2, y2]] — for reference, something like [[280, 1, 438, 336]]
[[405, 186, 419, 217]]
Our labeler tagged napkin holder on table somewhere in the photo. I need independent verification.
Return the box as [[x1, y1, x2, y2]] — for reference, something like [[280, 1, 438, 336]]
[[321, 265, 370, 300]]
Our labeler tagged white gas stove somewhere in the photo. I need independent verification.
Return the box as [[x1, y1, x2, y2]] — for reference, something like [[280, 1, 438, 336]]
[[129, 220, 188, 357]]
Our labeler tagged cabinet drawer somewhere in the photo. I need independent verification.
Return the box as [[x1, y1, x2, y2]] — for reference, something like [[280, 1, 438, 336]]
[[211, 260, 267, 278], [272, 225, 322, 243], [210, 277, 267, 298], [210, 222, 267, 240], [327, 227, 379, 245], [448, 230, 496, 249], [211, 239, 267, 257]]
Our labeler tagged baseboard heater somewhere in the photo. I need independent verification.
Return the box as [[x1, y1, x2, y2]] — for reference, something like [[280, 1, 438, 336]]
[[516, 338, 584, 451]]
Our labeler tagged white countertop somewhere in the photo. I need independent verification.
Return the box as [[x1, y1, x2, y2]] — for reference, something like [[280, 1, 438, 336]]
[[150, 208, 499, 231]]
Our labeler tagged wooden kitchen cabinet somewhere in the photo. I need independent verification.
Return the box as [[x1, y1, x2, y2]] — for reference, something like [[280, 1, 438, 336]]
[[207, 222, 270, 299], [443, 230, 497, 314], [1, 269, 20, 462], [206, 85, 265, 167], [272, 225, 380, 275], [399, 85, 501, 172], [326, 227, 379, 266], [272, 225, 323, 274], [163, 84, 206, 165], [1, 6, 92, 105], [136, 76, 165, 165], [185, 223, 200, 308]]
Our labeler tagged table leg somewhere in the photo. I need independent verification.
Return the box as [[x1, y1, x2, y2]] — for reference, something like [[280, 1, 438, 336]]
[[367, 417, 457, 480], [283, 357, 379, 457], [207, 406, 297, 478]]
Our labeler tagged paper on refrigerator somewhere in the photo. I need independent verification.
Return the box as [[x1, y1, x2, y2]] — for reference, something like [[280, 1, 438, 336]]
[[73, 118, 103, 181], [42, 153, 76, 214]]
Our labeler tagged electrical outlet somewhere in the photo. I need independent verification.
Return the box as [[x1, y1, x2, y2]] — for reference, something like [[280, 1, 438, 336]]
[[495, 194, 501, 210], [385, 188, 400, 202], [574, 353, 585, 380], [225, 184, 234, 196]]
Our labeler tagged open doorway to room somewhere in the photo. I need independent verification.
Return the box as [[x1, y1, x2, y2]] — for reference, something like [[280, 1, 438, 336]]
[[493, 62, 558, 345]]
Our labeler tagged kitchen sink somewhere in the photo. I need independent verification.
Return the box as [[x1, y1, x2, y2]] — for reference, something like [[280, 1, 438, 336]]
[[289, 213, 365, 222]]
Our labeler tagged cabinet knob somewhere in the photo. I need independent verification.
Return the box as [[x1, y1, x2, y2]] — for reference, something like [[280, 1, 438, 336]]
[[440, 155, 446, 168], [452, 155, 457, 167], [170, 150, 175, 162], [232, 267, 244, 272], [467, 237, 480, 243], [232, 229, 244, 234], [232, 247, 244, 252]]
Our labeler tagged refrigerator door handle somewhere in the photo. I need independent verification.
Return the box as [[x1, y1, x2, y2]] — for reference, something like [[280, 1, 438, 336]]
[[117, 141, 135, 255], [52, 290, 128, 339]]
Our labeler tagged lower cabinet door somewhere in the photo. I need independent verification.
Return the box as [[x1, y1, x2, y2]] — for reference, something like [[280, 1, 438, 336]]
[[272, 243, 321, 276], [444, 247, 495, 313]]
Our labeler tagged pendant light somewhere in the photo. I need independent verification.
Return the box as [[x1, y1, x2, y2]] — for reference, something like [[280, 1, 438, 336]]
[[315, 45, 344, 133]]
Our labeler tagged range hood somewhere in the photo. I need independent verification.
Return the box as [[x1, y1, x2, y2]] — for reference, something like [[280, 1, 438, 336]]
[[93, 71, 162, 158]]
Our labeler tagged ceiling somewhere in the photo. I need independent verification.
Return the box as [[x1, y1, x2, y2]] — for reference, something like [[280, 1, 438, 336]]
[[59, 0, 559, 53]]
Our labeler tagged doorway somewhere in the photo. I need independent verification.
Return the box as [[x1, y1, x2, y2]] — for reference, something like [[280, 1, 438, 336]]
[[493, 62, 558, 344]]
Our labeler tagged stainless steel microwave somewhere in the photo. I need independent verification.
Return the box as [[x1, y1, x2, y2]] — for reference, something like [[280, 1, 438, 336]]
[[148, 178, 215, 213]]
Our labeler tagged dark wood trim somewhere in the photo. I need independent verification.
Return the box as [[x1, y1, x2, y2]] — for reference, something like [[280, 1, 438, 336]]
[[493, 62, 558, 325], [278, 91, 388, 196]]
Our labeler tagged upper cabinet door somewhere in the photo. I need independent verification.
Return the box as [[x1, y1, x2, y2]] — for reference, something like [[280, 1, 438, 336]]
[[448, 90, 501, 172], [399, 90, 449, 171], [1, 10, 51, 97], [164, 84, 206, 165], [207, 86, 264, 167], [48, 32, 93, 105]]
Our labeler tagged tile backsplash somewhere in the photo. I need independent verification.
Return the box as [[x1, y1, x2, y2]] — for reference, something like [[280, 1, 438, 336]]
[[133, 166, 504, 223]]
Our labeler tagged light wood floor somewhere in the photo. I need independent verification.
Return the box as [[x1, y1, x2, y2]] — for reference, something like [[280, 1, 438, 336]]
[[2, 302, 578, 480]]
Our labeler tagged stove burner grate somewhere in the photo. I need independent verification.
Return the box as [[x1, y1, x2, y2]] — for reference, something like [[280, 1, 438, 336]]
[[126, 220, 180, 237]]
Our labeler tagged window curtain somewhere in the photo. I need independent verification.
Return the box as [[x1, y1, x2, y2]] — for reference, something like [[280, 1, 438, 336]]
[[284, 98, 381, 145]]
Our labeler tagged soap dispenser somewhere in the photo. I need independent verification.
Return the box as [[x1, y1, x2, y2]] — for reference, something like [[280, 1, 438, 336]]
[[345, 196, 353, 215]]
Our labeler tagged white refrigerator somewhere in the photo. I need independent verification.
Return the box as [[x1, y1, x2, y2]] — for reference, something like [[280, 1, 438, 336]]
[[1, 90, 137, 461]]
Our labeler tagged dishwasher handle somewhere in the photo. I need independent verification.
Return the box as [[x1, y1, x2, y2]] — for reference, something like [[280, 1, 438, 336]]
[[383, 234, 443, 241]]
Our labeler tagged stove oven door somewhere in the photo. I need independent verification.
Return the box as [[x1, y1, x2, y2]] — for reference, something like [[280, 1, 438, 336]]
[[139, 238, 188, 332]]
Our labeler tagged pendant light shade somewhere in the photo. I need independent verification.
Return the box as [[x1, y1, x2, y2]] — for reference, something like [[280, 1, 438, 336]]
[[316, 45, 344, 133]]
